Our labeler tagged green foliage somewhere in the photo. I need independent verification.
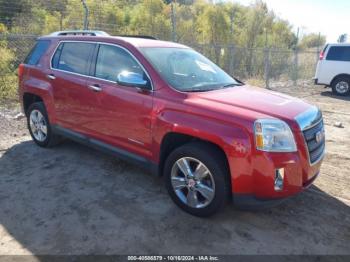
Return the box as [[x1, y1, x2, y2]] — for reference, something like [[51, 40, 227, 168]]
[[0, 0, 29, 28], [0, 0, 308, 47], [0, 0, 326, 98], [0, 23, 8, 33], [299, 33, 326, 49], [0, 42, 17, 99], [0, 42, 14, 73], [129, 0, 171, 39], [0, 74, 17, 100]]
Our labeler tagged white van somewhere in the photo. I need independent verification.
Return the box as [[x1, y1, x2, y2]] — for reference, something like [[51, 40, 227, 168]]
[[314, 43, 350, 96]]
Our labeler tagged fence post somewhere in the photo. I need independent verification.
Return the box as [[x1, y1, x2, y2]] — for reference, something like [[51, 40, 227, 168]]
[[171, 1, 177, 42], [229, 45, 235, 77], [264, 48, 270, 89], [81, 0, 89, 30], [315, 42, 321, 73], [293, 48, 299, 86]]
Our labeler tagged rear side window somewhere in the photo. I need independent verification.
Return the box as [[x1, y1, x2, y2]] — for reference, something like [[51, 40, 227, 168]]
[[24, 40, 50, 65], [52, 42, 95, 75], [326, 46, 350, 61]]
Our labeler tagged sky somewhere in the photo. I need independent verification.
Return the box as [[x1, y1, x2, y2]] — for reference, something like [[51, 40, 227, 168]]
[[229, 0, 349, 43]]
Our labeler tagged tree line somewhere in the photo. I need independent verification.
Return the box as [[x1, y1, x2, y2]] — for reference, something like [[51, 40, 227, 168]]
[[0, 0, 326, 49], [0, 0, 327, 99]]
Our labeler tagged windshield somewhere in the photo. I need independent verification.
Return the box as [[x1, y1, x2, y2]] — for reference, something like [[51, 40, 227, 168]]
[[140, 47, 240, 92]]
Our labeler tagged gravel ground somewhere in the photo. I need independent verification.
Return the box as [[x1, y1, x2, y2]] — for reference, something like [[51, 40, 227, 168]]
[[0, 84, 349, 255]]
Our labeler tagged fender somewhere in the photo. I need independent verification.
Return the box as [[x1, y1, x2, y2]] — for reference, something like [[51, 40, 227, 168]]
[[22, 67, 57, 124], [152, 108, 255, 194]]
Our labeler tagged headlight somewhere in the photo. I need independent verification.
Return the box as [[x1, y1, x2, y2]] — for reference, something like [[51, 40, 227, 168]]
[[254, 119, 297, 152]]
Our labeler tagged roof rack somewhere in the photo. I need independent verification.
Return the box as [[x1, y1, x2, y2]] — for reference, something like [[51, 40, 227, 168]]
[[49, 30, 110, 37], [117, 35, 158, 40]]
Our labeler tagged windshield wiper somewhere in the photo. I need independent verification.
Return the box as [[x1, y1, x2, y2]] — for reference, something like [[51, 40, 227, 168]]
[[184, 83, 243, 92], [222, 83, 242, 88], [185, 88, 211, 92]]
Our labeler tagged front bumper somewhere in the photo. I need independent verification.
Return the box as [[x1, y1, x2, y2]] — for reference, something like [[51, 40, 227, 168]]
[[227, 130, 323, 204], [232, 194, 287, 210], [226, 106, 324, 210], [232, 172, 319, 210]]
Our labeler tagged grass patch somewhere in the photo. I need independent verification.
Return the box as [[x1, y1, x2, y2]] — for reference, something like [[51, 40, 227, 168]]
[[0, 73, 18, 100]]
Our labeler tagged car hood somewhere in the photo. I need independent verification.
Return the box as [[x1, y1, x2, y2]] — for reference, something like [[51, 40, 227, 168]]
[[191, 85, 313, 124]]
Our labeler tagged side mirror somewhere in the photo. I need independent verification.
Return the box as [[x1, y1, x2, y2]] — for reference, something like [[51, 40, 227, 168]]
[[117, 71, 149, 89]]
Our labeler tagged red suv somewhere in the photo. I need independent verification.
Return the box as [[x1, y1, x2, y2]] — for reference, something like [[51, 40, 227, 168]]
[[18, 31, 325, 216]]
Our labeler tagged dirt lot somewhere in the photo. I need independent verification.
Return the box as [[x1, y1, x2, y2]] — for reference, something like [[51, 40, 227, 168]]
[[0, 83, 349, 255]]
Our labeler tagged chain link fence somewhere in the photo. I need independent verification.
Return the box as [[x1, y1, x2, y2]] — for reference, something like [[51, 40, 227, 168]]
[[1, 34, 38, 65], [191, 43, 319, 87], [0, 32, 320, 99]]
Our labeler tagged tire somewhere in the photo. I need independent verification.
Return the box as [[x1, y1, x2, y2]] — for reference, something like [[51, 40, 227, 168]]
[[27, 102, 61, 147], [164, 142, 230, 217], [331, 76, 350, 96]]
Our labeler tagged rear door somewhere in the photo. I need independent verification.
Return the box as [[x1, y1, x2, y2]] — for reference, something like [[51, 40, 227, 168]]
[[49, 41, 97, 132], [319, 45, 350, 84]]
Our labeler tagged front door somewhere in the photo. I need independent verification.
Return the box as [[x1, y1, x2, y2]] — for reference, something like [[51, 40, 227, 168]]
[[84, 44, 154, 158]]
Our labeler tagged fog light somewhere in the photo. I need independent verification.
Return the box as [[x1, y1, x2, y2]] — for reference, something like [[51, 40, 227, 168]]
[[274, 168, 285, 191]]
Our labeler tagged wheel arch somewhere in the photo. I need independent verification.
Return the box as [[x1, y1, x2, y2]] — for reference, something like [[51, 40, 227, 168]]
[[330, 74, 350, 87], [158, 132, 231, 186], [23, 92, 44, 116], [22, 88, 57, 123]]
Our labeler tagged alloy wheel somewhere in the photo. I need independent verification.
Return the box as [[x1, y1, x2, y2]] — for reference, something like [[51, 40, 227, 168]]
[[29, 109, 48, 142], [170, 157, 215, 208]]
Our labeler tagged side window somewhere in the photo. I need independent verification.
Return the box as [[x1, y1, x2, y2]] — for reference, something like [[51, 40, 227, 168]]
[[326, 46, 350, 62], [52, 43, 63, 68], [52, 42, 95, 75], [24, 40, 50, 65], [95, 44, 147, 83]]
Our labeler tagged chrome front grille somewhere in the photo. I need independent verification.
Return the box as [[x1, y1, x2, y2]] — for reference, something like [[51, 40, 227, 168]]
[[295, 106, 325, 165], [302, 119, 325, 164]]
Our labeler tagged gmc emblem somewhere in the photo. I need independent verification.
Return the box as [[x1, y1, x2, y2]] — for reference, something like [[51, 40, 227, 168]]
[[315, 129, 325, 143]]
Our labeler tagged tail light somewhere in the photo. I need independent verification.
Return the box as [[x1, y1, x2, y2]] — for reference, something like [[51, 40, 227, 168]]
[[319, 51, 325, 60], [18, 63, 24, 79]]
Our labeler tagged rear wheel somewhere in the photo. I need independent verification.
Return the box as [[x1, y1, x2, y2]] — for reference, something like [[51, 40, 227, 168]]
[[331, 76, 350, 96], [27, 102, 61, 147], [164, 142, 230, 217]]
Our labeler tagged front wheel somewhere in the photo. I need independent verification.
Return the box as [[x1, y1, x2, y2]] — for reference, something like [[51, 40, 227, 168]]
[[164, 143, 230, 217]]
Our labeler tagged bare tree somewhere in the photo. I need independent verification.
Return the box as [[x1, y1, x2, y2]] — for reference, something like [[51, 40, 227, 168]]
[[338, 34, 348, 43]]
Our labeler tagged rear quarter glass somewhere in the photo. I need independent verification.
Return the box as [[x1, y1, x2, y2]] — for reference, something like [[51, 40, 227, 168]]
[[24, 40, 51, 65]]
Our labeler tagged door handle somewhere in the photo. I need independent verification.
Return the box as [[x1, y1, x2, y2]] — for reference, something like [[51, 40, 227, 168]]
[[46, 74, 56, 80], [88, 84, 102, 92]]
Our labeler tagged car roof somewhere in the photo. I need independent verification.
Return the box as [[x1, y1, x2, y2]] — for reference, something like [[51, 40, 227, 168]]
[[326, 43, 350, 47], [39, 35, 189, 49]]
